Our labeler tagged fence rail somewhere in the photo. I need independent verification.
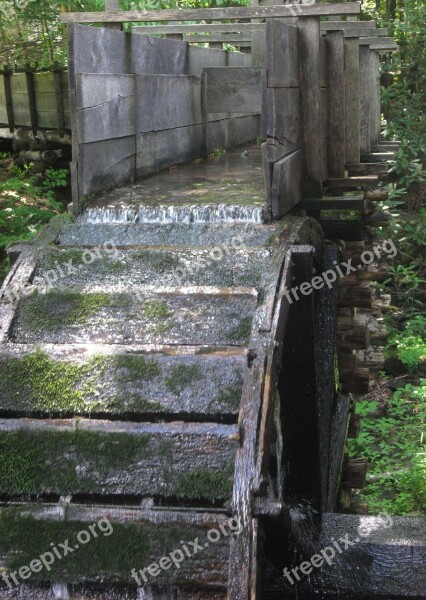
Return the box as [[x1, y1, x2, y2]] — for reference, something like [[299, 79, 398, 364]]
[[0, 65, 70, 134]]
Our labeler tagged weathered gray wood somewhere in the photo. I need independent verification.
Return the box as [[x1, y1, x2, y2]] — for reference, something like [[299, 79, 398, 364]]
[[345, 37, 361, 164], [76, 74, 135, 143], [320, 35, 327, 88], [347, 162, 388, 174], [369, 42, 398, 50], [315, 514, 426, 598], [187, 45, 227, 75], [266, 88, 300, 156], [320, 87, 327, 140], [0, 505, 231, 587], [327, 394, 351, 510], [369, 50, 381, 147], [0, 419, 237, 500], [359, 36, 396, 45], [103, 0, 122, 31], [301, 193, 365, 211], [250, 30, 265, 67], [326, 31, 346, 178], [25, 66, 38, 133], [132, 21, 380, 35], [320, 20, 378, 31], [136, 74, 201, 132], [298, 16, 323, 192], [130, 33, 187, 75], [53, 67, 66, 133], [2, 68, 14, 131], [78, 135, 136, 196], [137, 115, 260, 177], [68, 24, 128, 91], [134, 22, 266, 34], [359, 44, 371, 154], [204, 67, 264, 113], [227, 51, 252, 67], [271, 150, 301, 218], [184, 34, 251, 44], [266, 20, 299, 88], [60, 3, 362, 23]]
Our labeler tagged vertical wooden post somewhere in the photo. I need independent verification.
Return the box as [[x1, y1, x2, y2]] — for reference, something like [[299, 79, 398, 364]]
[[53, 63, 66, 137], [3, 65, 14, 132], [201, 71, 208, 157], [103, 0, 122, 31], [298, 16, 323, 194], [326, 31, 345, 178], [25, 64, 38, 135], [344, 36, 361, 164], [359, 44, 370, 154], [369, 49, 381, 148]]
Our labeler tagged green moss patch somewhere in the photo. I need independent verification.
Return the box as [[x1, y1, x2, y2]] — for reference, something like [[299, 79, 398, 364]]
[[173, 466, 234, 501], [213, 370, 244, 410], [113, 354, 161, 382], [0, 350, 165, 415], [144, 299, 171, 320], [0, 429, 151, 496], [0, 508, 200, 583], [16, 290, 114, 333], [228, 316, 252, 343], [165, 364, 201, 395]]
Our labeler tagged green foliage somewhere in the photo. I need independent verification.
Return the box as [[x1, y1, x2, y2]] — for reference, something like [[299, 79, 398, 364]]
[[0, 177, 61, 281], [43, 168, 69, 191], [386, 316, 426, 371], [350, 380, 426, 515]]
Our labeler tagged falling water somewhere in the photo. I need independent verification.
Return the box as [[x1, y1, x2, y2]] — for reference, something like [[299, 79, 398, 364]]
[[51, 583, 69, 599], [79, 203, 266, 225]]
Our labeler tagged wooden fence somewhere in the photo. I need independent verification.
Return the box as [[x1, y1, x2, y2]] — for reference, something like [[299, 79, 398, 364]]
[[0, 65, 70, 134]]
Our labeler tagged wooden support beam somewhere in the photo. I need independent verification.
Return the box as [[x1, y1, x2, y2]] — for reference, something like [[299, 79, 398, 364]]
[[184, 34, 251, 44], [344, 37, 361, 164], [53, 62, 66, 136], [369, 50, 381, 148], [299, 16, 323, 193], [320, 20, 377, 31], [359, 36, 396, 45], [301, 194, 365, 212], [326, 31, 346, 178], [2, 65, 14, 132], [347, 162, 388, 175], [25, 64, 38, 135], [133, 23, 266, 34], [60, 3, 362, 23], [103, 0, 122, 30], [359, 45, 371, 155]]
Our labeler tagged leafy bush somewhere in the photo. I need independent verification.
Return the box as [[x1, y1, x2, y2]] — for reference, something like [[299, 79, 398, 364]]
[[0, 177, 61, 281], [350, 380, 426, 515]]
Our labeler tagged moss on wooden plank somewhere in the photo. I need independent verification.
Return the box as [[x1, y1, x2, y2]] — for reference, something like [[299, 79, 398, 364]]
[[0, 508, 202, 583]]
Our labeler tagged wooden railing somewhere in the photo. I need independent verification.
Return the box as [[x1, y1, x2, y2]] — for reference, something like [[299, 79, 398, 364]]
[[0, 65, 70, 134]]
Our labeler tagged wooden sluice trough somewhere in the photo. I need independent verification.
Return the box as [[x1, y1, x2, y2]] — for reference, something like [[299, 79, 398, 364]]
[[0, 2, 424, 599]]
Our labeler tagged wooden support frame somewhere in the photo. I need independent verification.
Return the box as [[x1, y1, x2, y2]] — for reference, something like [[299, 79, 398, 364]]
[[25, 64, 38, 135], [344, 37, 361, 164], [60, 2, 362, 23], [2, 65, 14, 132], [299, 16, 323, 194], [326, 31, 346, 178], [53, 62, 66, 136]]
